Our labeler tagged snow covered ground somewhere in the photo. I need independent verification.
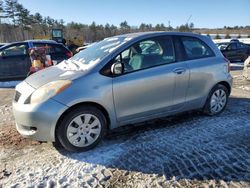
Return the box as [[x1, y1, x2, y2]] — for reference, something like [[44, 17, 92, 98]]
[[0, 69, 250, 187], [230, 62, 244, 68], [0, 81, 21, 88]]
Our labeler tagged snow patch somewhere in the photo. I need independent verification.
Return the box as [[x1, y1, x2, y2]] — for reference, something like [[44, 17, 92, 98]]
[[0, 81, 21, 88], [238, 85, 250, 92], [230, 63, 244, 68]]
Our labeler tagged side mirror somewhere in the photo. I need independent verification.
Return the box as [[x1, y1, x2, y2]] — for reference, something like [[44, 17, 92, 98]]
[[111, 62, 124, 75]]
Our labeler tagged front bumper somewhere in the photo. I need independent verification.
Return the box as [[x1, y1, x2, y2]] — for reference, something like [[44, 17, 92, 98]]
[[12, 81, 68, 142]]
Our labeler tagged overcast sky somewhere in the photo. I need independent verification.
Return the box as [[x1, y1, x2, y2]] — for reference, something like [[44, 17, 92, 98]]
[[19, 0, 250, 28]]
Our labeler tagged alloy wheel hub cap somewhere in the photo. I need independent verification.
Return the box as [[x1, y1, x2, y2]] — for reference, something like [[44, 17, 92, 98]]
[[66, 114, 101, 147]]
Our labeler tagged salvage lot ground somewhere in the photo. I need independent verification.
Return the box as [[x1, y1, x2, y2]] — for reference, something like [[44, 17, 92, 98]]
[[0, 63, 250, 187]]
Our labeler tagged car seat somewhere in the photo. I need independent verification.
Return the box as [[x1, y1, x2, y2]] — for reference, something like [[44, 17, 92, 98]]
[[129, 45, 144, 71]]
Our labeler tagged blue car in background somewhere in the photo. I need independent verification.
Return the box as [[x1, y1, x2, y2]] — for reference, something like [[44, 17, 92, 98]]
[[0, 40, 72, 81]]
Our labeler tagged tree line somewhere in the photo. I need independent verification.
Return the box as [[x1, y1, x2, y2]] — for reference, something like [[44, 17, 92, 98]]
[[0, 0, 249, 44], [0, 0, 197, 43]]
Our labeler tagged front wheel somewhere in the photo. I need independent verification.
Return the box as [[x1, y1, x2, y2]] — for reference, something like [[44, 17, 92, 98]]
[[203, 84, 229, 116], [56, 106, 107, 152]]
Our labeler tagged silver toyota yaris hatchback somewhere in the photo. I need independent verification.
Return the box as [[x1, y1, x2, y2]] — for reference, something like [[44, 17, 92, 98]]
[[13, 32, 232, 152]]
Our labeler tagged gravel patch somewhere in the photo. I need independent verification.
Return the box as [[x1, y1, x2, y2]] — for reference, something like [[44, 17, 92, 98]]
[[0, 70, 250, 187]]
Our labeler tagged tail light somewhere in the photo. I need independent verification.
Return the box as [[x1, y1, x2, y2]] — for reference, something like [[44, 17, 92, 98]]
[[224, 57, 230, 72], [66, 52, 73, 58]]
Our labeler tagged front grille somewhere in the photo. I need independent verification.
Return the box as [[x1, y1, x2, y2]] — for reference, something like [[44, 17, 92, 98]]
[[14, 91, 21, 102]]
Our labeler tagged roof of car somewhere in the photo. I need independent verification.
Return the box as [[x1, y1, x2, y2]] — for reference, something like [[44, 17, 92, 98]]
[[115, 31, 204, 39], [24, 40, 59, 44], [0, 40, 63, 49], [2, 40, 59, 46]]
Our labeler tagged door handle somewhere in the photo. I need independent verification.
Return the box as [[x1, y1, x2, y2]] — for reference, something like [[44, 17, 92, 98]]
[[173, 68, 186, 74]]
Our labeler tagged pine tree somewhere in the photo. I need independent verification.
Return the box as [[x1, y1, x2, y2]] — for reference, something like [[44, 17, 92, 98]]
[[215, 34, 221, 39], [4, 0, 18, 25], [16, 4, 31, 28], [120, 21, 130, 34], [0, 0, 4, 23], [46, 16, 55, 28], [33, 12, 43, 25]]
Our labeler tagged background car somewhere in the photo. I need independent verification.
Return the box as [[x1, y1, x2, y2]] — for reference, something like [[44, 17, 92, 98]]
[[219, 41, 250, 62], [0, 40, 72, 80]]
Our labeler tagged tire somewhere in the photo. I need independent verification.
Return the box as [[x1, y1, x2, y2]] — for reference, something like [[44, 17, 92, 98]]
[[56, 106, 107, 152], [203, 84, 229, 116]]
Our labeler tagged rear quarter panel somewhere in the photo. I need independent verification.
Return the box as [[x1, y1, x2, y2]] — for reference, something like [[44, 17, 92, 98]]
[[185, 56, 231, 109]]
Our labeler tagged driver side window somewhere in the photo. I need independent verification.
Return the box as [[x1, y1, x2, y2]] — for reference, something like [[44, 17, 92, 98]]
[[113, 36, 175, 74]]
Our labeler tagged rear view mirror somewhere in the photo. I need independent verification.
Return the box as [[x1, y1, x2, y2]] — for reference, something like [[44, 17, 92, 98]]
[[111, 62, 124, 75]]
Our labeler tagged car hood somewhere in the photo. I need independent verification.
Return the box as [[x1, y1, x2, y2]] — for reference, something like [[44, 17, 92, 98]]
[[25, 61, 89, 89]]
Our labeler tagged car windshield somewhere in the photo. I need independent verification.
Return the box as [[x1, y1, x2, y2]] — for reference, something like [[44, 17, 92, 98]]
[[70, 36, 131, 67]]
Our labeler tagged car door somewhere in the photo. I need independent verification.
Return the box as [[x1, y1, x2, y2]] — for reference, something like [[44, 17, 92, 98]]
[[236, 43, 248, 61], [112, 36, 189, 124], [0, 43, 30, 80], [224, 43, 237, 61]]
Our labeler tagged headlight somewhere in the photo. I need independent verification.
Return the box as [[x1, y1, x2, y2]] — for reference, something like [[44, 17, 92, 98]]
[[29, 80, 72, 104]]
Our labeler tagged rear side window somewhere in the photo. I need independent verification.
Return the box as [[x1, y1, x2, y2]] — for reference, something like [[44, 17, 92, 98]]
[[32, 43, 68, 54], [52, 44, 68, 54], [1, 43, 28, 56], [33, 43, 55, 53], [181, 37, 214, 60]]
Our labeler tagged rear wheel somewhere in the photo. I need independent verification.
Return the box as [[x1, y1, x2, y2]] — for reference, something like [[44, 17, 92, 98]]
[[56, 106, 107, 152], [203, 84, 229, 115]]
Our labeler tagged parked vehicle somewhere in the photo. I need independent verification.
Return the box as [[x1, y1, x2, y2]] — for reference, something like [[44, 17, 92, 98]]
[[218, 42, 250, 62], [230, 39, 240, 43], [0, 40, 72, 80], [13, 32, 232, 152]]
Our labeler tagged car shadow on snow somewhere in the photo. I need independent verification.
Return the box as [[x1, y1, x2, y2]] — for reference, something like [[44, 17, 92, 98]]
[[57, 96, 250, 182]]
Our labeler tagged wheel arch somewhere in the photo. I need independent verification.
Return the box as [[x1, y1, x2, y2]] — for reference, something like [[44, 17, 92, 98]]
[[54, 101, 111, 141], [216, 81, 231, 94], [203, 80, 231, 112]]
